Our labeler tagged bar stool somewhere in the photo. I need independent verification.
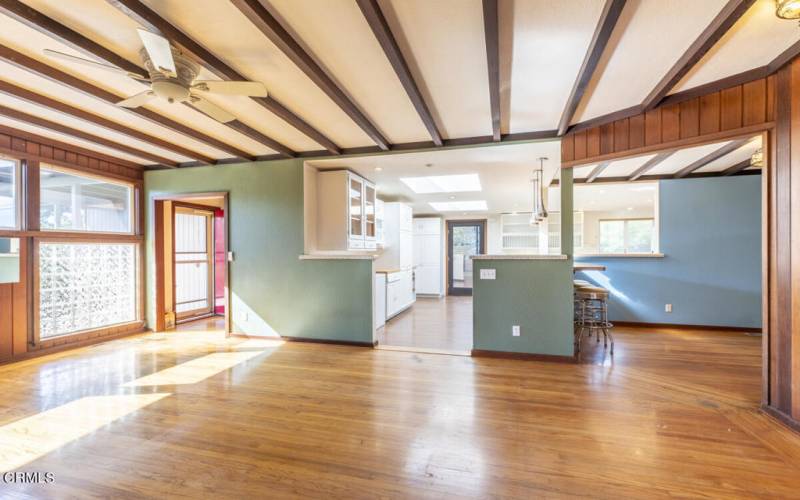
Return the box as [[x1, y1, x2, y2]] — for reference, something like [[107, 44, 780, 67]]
[[574, 285, 614, 356]]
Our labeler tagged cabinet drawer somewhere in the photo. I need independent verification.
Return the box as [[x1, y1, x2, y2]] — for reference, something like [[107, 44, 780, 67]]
[[349, 238, 365, 249]]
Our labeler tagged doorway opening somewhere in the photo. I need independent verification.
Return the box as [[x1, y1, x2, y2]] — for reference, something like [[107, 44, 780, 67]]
[[153, 192, 229, 334], [447, 220, 486, 296]]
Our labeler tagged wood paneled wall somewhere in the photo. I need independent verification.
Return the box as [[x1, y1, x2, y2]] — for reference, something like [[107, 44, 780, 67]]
[[561, 75, 775, 168], [0, 125, 143, 181], [764, 58, 800, 431], [0, 124, 144, 364]]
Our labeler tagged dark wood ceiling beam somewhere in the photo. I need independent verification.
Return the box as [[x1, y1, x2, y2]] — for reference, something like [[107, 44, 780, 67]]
[[628, 151, 673, 181], [0, 2, 295, 159], [230, 0, 389, 150], [482, 0, 501, 142], [554, 168, 760, 185], [0, 79, 214, 163], [673, 138, 749, 178], [557, 0, 627, 136], [0, 44, 258, 162], [642, 0, 756, 110], [356, 0, 442, 146], [0, 103, 177, 167], [586, 162, 609, 182], [107, 0, 340, 155], [721, 158, 753, 175]]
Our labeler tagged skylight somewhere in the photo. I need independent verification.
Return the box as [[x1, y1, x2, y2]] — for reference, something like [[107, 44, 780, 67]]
[[429, 200, 488, 212], [400, 174, 481, 194]]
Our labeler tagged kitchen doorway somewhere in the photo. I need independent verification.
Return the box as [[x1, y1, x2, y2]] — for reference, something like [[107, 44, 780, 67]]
[[173, 203, 215, 323], [447, 220, 486, 296]]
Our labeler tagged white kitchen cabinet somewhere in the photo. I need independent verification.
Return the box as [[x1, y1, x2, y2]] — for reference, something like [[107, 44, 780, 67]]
[[413, 217, 443, 296], [316, 170, 377, 251], [386, 270, 414, 319]]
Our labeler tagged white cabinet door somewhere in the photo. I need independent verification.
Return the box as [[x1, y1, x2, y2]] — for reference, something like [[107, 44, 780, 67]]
[[399, 232, 413, 269], [386, 279, 400, 318], [419, 234, 439, 266], [421, 218, 440, 235], [415, 265, 440, 295], [374, 274, 386, 329], [402, 270, 415, 306]]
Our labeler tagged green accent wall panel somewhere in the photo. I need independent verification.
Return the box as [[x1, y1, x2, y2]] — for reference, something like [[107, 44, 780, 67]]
[[144, 159, 373, 343], [472, 260, 574, 356]]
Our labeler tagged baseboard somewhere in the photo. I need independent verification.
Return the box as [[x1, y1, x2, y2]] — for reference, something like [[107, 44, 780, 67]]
[[281, 336, 378, 348], [471, 349, 577, 363], [612, 321, 761, 333], [762, 405, 800, 434]]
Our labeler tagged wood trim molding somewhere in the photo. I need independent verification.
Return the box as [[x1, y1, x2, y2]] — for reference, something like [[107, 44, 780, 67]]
[[471, 349, 577, 363], [231, 0, 389, 151], [558, 0, 627, 135], [642, 0, 756, 110], [0, 44, 253, 162], [482, 0, 501, 142], [0, 124, 143, 180], [612, 321, 761, 333], [356, 0, 443, 146], [280, 336, 378, 348]]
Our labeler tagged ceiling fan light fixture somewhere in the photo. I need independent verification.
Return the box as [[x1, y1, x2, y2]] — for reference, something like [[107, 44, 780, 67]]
[[776, 0, 800, 19]]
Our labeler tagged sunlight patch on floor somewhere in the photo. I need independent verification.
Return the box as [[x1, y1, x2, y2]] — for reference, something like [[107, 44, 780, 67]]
[[0, 393, 170, 472]]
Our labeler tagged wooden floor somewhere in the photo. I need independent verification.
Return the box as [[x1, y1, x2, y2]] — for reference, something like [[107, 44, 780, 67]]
[[376, 295, 473, 353], [0, 319, 799, 498]]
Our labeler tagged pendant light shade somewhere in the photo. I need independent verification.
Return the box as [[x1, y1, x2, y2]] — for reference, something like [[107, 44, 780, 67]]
[[530, 157, 548, 225]]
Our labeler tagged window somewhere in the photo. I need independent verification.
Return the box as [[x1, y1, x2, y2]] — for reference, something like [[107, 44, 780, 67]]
[[0, 157, 20, 229], [599, 219, 655, 254], [501, 213, 539, 250], [39, 242, 138, 339], [40, 166, 133, 233]]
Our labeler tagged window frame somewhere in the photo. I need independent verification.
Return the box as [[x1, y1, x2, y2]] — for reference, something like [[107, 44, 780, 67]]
[[38, 163, 136, 236], [598, 217, 656, 255], [0, 155, 22, 231]]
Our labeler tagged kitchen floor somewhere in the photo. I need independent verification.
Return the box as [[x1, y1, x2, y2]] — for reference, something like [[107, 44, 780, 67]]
[[376, 295, 472, 354]]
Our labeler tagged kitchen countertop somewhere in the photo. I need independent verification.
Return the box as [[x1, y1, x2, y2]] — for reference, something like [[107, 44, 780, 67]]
[[298, 253, 377, 260], [471, 254, 568, 260]]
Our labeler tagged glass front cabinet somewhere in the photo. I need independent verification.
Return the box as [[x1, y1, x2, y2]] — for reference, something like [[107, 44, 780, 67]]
[[317, 170, 377, 251]]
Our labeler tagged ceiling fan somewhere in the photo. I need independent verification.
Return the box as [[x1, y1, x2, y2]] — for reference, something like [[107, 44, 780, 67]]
[[43, 28, 268, 123]]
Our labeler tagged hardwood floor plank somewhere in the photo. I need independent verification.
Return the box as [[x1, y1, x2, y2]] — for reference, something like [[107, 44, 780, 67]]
[[0, 319, 796, 498]]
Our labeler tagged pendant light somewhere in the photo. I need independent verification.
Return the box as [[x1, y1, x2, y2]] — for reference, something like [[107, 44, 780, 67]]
[[530, 157, 549, 225], [776, 0, 800, 19]]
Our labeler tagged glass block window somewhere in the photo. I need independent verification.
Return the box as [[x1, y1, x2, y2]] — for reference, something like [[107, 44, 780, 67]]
[[39, 243, 137, 339], [40, 166, 133, 233], [0, 157, 19, 229]]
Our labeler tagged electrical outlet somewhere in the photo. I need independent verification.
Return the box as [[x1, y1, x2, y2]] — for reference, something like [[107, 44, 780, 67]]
[[665, 304, 672, 313], [512, 325, 521, 337]]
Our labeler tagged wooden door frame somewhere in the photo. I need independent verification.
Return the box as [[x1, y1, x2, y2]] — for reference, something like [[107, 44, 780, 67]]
[[152, 192, 230, 335], [446, 219, 487, 296]]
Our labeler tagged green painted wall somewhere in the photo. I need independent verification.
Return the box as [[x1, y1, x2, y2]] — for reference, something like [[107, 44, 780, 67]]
[[144, 159, 374, 343], [472, 259, 574, 356], [472, 168, 575, 357]]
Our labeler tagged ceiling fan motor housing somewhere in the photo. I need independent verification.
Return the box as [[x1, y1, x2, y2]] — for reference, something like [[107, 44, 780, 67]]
[[140, 47, 199, 104]]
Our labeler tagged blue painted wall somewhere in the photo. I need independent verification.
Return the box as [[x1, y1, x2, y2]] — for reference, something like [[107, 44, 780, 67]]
[[576, 175, 761, 329]]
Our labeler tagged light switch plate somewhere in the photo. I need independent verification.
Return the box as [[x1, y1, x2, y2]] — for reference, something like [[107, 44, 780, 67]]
[[479, 268, 496, 280], [228, 251, 235, 262], [512, 325, 520, 337]]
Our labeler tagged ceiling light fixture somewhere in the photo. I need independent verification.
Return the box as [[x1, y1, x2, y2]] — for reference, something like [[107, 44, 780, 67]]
[[374, 167, 383, 172], [400, 174, 482, 194], [751, 148, 764, 168], [429, 200, 488, 212], [776, 0, 800, 19], [530, 157, 548, 225]]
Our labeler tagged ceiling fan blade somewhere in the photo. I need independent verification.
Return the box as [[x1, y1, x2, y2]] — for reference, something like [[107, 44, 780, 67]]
[[116, 91, 155, 108], [189, 96, 236, 123], [192, 80, 268, 97], [43, 49, 147, 80], [137, 28, 176, 75]]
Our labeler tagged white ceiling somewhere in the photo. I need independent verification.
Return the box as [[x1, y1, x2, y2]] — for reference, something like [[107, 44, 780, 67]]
[[574, 135, 762, 180], [308, 141, 561, 215], [0, 0, 791, 164], [548, 181, 658, 212]]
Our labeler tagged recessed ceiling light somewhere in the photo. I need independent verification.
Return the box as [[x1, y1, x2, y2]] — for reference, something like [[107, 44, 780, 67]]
[[449, 195, 456, 200], [627, 207, 634, 211], [400, 174, 481, 194], [429, 200, 488, 212], [374, 167, 382, 172]]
